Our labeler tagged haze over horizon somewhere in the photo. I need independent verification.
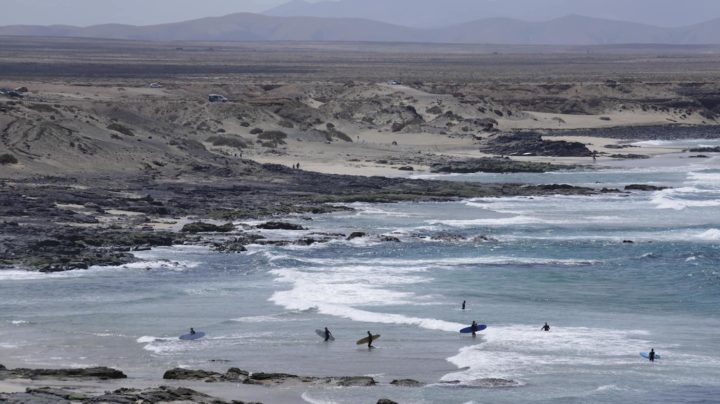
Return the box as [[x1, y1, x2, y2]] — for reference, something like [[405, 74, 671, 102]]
[[4, 0, 720, 28]]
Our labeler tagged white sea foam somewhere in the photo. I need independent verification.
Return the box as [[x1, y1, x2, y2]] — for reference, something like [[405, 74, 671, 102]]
[[697, 229, 720, 241], [301, 392, 340, 404], [427, 215, 555, 227], [442, 325, 652, 383]]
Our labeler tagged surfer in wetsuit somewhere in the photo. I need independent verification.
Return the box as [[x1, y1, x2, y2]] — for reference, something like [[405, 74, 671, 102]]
[[462, 300, 466, 310], [190, 328, 196, 335], [324, 327, 332, 342], [367, 331, 374, 349], [471, 321, 479, 338], [649, 348, 656, 362], [541, 323, 550, 332]]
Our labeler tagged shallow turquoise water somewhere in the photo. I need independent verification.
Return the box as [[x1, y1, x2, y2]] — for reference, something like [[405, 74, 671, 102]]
[[1, 151, 719, 403]]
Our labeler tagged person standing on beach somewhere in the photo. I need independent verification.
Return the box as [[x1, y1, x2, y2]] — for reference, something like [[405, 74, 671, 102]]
[[324, 327, 332, 342], [541, 323, 550, 332], [462, 300, 466, 310], [367, 331, 374, 349]]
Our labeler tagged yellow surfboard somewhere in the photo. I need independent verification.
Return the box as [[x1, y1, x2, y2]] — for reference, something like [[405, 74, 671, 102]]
[[356, 335, 381, 345]]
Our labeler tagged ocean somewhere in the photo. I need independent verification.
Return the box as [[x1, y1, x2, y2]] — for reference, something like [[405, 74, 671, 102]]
[[1, 145, 719, 403]]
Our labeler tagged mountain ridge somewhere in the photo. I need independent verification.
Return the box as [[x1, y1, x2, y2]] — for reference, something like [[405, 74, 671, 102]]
[[3, 12, 720, 45]]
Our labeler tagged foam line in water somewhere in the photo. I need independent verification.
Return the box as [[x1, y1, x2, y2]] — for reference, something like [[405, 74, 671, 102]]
[[442, 325, 652, 382]]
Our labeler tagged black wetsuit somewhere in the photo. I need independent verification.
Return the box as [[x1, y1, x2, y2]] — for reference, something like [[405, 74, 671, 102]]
[[471, 322, 478, 337], [542, 324, 550, 332], [190, 328, 196, 335], [649, 350, 655, 362], [324, 328, 331, 342], [367, 332, 374, 348], [462, 301, 466, 310]]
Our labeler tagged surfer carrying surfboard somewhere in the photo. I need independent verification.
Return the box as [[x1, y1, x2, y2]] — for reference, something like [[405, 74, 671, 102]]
[[367, 331, 374, 348], [471, 321, 479, 337], [324, 327, 332, 342], [649, 348, 656, 362]]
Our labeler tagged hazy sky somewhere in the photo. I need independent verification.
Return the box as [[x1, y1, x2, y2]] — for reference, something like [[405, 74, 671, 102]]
[[0, 0, 308, 26]]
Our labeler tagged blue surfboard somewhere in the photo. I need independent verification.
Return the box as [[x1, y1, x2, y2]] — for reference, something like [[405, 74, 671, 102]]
[[460, 324, 487, 334], [179, 331, 205, 340], [641, 352, 661, 360]]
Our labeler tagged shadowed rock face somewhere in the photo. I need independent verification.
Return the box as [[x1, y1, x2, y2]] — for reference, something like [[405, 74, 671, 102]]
[[0, 386, 261, 404], [431, 157, 574, 174], [162, 367, 377, 387], [480, 133, 592, 157], [0, 365, 126, 380]]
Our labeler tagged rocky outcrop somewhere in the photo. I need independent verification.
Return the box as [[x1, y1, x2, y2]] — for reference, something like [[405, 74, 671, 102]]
[[377, 400, 399, 404], [347, 232, 367, 240], [162, 367, 377, 387], [480, 133, 592, 157], [624, 184, 669, 191], [256, 222, 307, 231], [0, 386, 258, 404], [0, 365, 126, 380], [390, 379, 424, 387], [181, 222, 234, 233], [441, 378, 520, 388], [431, 157, 572, 174], [609, 154, 650, 160], [162, 368, 223, 380], [686, 146, 720, 153]]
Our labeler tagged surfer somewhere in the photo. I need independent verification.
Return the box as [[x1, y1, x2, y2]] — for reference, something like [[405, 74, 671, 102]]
[[471, 321, 479, 337], [324, 327, 333, 342], [367, 331, 375, 349], [190, 328, 196, 335], [541, 322, 550, 332], [649, 348, 656, 362], [462, 300, 466, 310]]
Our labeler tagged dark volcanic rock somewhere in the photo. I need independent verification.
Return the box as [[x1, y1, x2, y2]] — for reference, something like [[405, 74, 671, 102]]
[[609, 154, 651, 160], [256, 222, 307, 231], [624, 184, 669, 191], [336, 376, 377, 387], [181, 222, 234, 233], [0, 386, 255, 404], [390, 379, 424, 387], [480, 133, 592, 157], [0, 366, 126, 380], [347, 232, 367, 240], [162, 368, 223, 380], [431, 157, 572, 174], [686, 146, 720, 153], [380, 236, 401, 242], [378, 400, 399, 404]]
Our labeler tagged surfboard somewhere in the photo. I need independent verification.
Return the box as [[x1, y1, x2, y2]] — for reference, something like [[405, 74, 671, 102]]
[[641, 352, 661, 360], [460, 324, 487, 334], [315, 329, 335, 341], [356, 335, 381, 345], [179, 331, 205, 340]]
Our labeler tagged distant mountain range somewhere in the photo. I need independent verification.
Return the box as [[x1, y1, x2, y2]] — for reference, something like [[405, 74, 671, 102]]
[[266, 0, 720, 29], [4, 12, 720, 45]]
